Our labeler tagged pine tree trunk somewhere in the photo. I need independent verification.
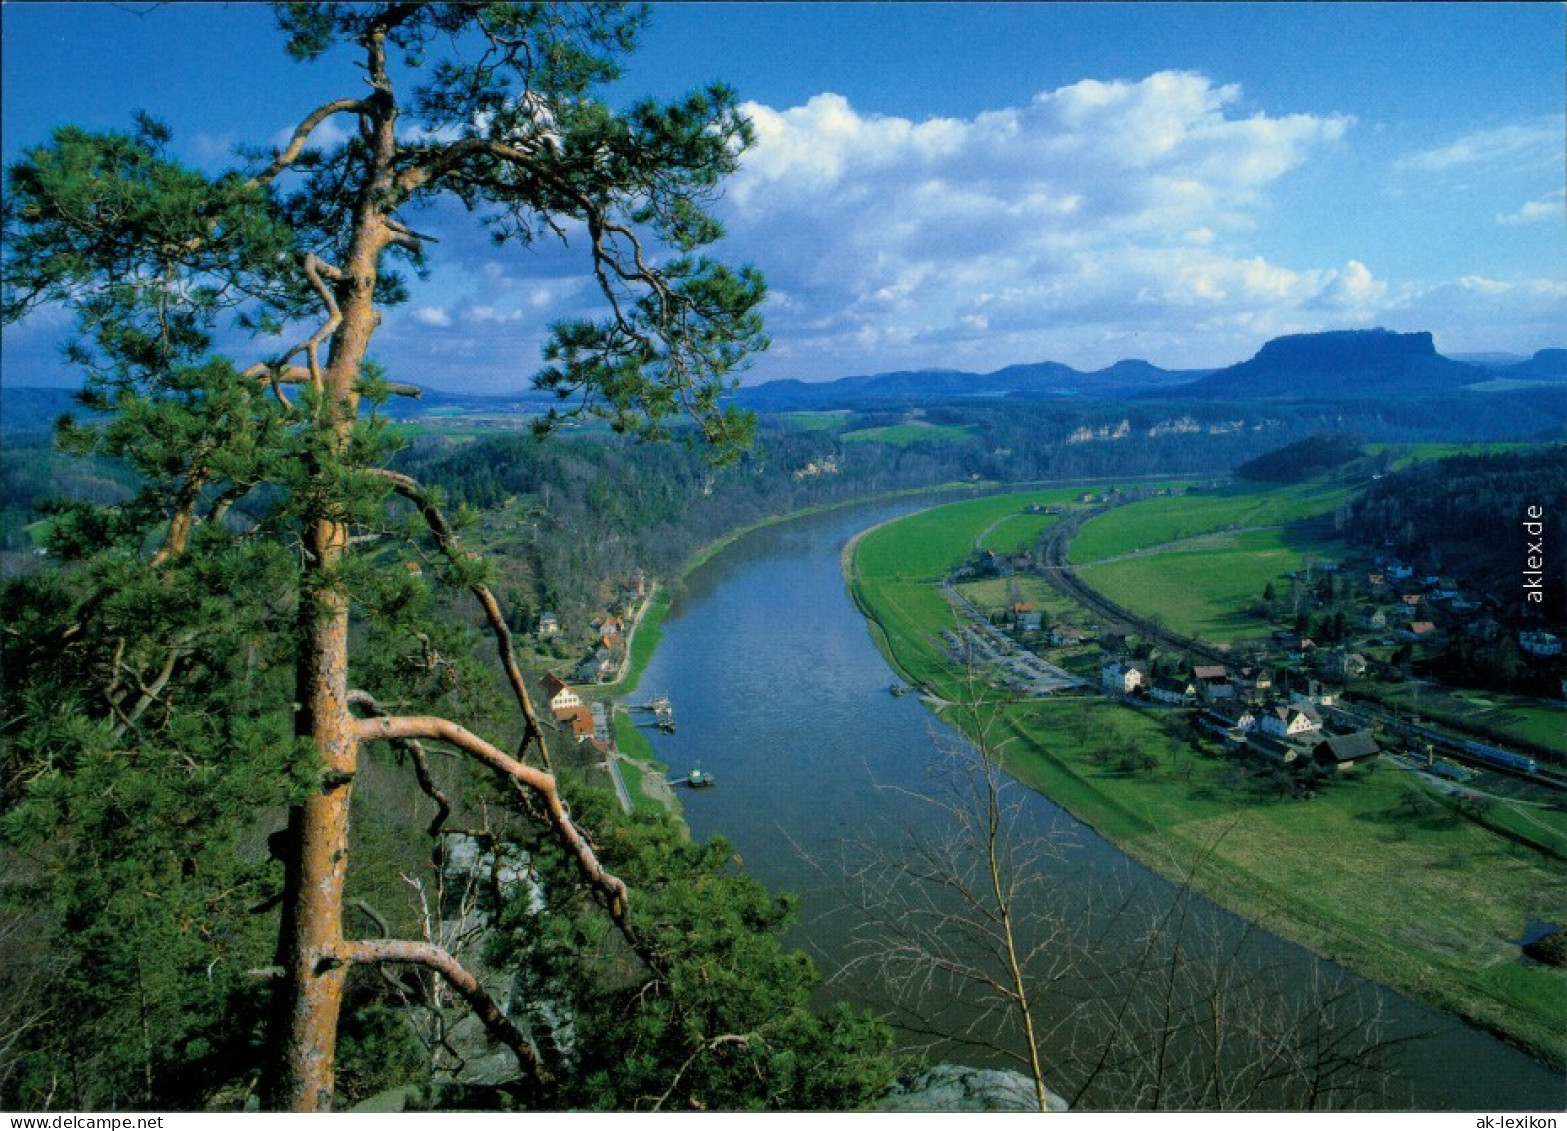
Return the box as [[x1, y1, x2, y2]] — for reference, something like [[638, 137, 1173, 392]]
[[266, 516, 356, 1111], [264, 234, 381, 1109]]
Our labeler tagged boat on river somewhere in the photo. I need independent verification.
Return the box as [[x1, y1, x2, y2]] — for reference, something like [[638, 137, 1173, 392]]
[[672, 766, 715, 789]]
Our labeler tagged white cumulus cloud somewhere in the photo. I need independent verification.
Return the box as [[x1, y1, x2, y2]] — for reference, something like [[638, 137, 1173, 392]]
[[718, 71, 1357, 376]]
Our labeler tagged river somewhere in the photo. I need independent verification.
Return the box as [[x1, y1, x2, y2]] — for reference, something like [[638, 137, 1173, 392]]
[[629, 494, 1565, 1111]]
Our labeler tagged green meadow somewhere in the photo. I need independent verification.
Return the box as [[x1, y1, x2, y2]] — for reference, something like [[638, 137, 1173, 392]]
[[840, 422, 978, 447], [1069, 479, 1352, 564], [1080, 527, 1352, 645]]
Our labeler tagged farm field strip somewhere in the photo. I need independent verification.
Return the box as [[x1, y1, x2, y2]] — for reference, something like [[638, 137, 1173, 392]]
[[1068, 480, 1352, 564], [1079, 527, 1354, 645]]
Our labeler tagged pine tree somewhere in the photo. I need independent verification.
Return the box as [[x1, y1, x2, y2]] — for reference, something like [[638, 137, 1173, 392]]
[[3, 3, 777, 1111]]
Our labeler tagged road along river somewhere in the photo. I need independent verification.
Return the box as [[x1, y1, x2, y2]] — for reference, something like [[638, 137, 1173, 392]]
[[628, 495, 1564, 1110]]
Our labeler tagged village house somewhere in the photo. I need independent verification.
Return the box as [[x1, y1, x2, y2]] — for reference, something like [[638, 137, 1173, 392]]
[[555, 703, 596, 743], [1405, 621, 1438, 640], [1322, 651, 1368, 679], [1235, 666, 1272, 695], [1259, 700, 1323, 739], [1192, 664, 1229, 686], [537, 611, 560, 638], [1246, 732, 1309, 766], [1204, 682, 1238, 705], [1359, 606, 1388, 630], [1011, 602, 1044, 633], [1149, 675, 1197, 705], [543, 673, 582, 714], [1050, 626, 1089, 647], [1289, 681, 1337, 708], [1312, 731, 1380, 771], [1203, 700, 1258, 733], [1101, 659, 1146, 697]]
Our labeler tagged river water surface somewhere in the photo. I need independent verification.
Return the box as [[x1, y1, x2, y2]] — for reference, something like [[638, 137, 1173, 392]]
[[630, 495, 1564, 1110]]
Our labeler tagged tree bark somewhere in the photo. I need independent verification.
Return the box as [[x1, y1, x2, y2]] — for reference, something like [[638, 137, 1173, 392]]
[[265, 516, 356, 1111], [264, 196, 388, 1116]]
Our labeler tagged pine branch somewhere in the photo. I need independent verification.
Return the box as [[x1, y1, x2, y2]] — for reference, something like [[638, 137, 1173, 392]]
[[344, 937, 549, 1087], [346, 689, 452, 837], [368, 467, 551, 768], [353, 713, 628, 922]]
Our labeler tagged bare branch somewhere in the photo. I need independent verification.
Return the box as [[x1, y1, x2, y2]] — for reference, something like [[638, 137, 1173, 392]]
[[651, 1033, 754, 1112], [347, 689, 453, 837], [250, 99, 368, 187]]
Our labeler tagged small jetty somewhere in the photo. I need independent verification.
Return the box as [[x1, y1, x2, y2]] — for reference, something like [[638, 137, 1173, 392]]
[[889, 682, 910, 697], [671, 766, 716, 789], [629, 693, 676, 732]]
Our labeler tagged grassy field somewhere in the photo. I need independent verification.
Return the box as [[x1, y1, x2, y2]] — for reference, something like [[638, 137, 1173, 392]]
[[1080, 525, 1352, 645], [840, 422, 978, 447], [775, 410, 852, 431], [1069, 480, 1352, 564], [1363, 441, 1539, 470], [849, 489, 1567, 1070], [1375, 685, 1565, 754], [854, 489, 1085, 580]]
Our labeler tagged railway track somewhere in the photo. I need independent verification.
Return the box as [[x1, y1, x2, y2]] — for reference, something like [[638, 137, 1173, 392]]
[[1036, 504, 1235, 669]]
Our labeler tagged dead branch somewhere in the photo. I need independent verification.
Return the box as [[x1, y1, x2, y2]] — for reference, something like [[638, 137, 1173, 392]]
[[249, 99, 369, 188], [651, 1033, 754, 1112]]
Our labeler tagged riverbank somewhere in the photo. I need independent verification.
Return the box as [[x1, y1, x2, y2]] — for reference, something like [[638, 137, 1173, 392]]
[[594, 482, 1003, 824], [845, 492, 1567, 1075]]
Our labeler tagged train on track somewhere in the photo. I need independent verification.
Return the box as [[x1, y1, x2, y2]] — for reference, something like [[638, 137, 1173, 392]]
[[1460, 740, 1538, 777]]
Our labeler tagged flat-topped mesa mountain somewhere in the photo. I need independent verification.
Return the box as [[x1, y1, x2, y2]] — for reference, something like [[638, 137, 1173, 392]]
[[1501, 348, 1567, 380], [1166, 329, 1490, 401]]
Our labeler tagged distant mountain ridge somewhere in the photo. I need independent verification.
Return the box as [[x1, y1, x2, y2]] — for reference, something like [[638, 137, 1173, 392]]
[[735, 357, 1211, 411], [5, 332, 1561, 427], [736, 328, 1556, 411], [1500, 348, 1567, 379]]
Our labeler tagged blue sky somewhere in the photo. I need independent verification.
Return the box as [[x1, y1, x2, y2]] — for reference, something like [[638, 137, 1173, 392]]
[[3, 2, 1563, 392]]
